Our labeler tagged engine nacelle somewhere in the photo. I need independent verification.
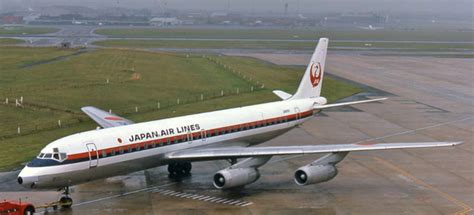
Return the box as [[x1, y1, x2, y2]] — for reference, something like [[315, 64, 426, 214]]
[[294, 164, 337, 186], [213, 168, 260, 189], [313, 97, 327, 105]]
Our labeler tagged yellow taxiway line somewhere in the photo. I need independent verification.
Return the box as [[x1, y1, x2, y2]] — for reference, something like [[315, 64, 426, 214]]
[[373, 156, 472, 215]]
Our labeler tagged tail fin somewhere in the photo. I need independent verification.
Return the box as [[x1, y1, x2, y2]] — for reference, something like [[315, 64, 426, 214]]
[[291, 38, 328, 100]]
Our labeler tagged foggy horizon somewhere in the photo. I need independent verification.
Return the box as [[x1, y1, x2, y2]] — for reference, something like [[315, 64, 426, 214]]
[[1, 0, 473, 17]]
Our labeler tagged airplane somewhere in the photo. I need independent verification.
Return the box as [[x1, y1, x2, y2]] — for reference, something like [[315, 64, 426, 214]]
[[358, 25, 384, 30], [72, 18, 86, 25], [17, 38, 461, 208]]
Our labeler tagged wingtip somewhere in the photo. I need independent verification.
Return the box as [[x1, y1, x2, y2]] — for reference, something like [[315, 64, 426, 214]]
[[451, 141, 464, 146]]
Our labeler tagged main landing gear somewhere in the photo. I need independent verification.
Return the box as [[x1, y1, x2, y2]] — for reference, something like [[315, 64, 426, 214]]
[[59, 186, 73, 208], [168, 162, 192, 179]]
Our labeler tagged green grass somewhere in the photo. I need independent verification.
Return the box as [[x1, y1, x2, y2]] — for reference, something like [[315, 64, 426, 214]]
[[0, 46, 361, 171], [0, 38, 24, 45], [0, 26, 59, 35], [93, 39, 474, 52], [94, 28, 474, 52], [95, 28, 474, 42]]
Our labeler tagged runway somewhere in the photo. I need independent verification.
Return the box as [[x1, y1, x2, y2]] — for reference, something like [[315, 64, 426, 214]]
[[0, 53, 472, 214]]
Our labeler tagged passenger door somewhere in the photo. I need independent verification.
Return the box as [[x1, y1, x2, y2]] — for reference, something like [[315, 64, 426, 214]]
[[86, 143, 99, 168], [294, 107, 301, 121], [187, 131, 193, 144]]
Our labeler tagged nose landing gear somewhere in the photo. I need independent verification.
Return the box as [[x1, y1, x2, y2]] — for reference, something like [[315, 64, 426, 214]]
[[37, 186, 73, 211], [59, 186, 73, 208]]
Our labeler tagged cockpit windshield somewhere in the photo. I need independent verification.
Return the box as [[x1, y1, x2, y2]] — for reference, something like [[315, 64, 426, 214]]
[[37, 148, 67, 162]]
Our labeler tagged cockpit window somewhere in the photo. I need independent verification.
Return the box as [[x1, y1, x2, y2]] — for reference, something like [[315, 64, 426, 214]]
[[59, 153, 67, 161], [39, 148, 68, 162]]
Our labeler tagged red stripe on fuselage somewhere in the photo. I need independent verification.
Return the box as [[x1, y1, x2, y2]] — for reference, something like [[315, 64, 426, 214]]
[[65, 110, 314, 162]]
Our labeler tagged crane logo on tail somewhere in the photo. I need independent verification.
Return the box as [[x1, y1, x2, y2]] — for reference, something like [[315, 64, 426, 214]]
[[309, 62, 322, 87]]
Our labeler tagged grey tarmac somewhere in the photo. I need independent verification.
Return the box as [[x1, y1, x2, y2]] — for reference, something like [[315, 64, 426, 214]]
[[0, 53, 472, 215]]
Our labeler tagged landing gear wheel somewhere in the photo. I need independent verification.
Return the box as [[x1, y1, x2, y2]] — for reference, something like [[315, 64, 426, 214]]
[[168, 162, 192, 178], [59, 196, 73, 208], [183, 162, 192, 175], [23, 205, 35, 215], [59, 186, 73, 209]]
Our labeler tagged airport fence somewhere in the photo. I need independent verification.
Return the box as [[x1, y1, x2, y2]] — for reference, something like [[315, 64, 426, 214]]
[[0, 53, 267, 139], [0, 85, 265, 139], [203, 55, 265, 89]]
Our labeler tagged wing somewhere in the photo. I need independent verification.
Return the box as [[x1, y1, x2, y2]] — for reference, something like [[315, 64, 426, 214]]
[[165, 142, 461, 161], [313, 98, 386, 110], [81, 106, 134, 128]]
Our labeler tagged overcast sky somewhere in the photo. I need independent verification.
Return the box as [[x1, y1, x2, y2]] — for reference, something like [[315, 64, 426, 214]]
[[2, 0, 473, 16]]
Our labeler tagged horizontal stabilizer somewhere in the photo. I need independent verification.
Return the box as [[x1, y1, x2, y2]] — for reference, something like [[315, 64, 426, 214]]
[[314, 98, 387, 110], [273, 90, 293, 100], [81, 106, 134, 128], [166, 142, 461, 161]]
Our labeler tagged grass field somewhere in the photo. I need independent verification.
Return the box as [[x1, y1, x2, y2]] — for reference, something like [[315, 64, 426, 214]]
[[95, 28, 474, 42], [0, 38, 24, 45], [93, 39, 474, 52], [94, 27, 474, 53], [0, 26, 59, 35], [0, 46, 361, 171]]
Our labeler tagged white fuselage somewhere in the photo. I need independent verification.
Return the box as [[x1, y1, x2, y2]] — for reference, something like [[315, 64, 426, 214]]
[[18, 98, 316, 189]]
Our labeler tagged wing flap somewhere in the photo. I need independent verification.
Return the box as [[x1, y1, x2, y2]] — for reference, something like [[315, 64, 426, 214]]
[[81, 106, 134, 128], [166, 142, 461, 161]]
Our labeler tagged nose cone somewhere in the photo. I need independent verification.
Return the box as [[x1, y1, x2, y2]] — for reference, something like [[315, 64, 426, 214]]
[[18, 166, 39, 189]]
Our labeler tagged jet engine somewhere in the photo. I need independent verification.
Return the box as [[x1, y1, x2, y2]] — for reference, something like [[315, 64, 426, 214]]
[[294, 164, 337, 186], [213, 168, 260, 189]]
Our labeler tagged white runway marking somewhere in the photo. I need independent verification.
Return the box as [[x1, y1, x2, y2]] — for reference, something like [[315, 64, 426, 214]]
[[35, 182, 178, 214], [153, 189, 253, 207], [73, 182, 177, 207]]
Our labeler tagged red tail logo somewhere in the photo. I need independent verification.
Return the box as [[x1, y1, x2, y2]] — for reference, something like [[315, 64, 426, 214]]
[[309, 62, 322, 87]]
